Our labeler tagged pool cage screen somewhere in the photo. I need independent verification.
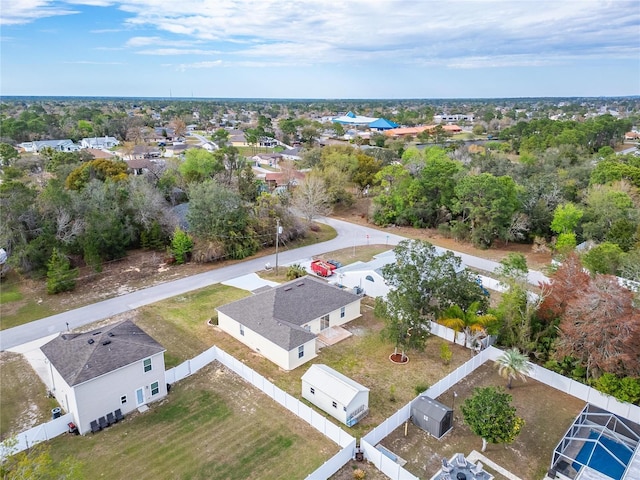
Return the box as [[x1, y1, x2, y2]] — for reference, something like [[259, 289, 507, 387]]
[[550, 404, 640, 480]]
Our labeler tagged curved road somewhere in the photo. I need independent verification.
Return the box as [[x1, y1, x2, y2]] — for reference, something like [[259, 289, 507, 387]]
[[0, 218, 548, 350]]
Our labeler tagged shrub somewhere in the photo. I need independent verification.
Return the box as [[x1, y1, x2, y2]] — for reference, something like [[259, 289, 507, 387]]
[[353, 468, 366, 480], [440, 342, 452, 365], [286, 263, 307, 280], [414, 382, 429, 396]]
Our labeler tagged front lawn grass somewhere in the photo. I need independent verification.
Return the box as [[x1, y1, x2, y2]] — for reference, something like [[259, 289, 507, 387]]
[[135, 284, 251, 367], [0, 352, 57, 440], [48, 362, 337, 480]]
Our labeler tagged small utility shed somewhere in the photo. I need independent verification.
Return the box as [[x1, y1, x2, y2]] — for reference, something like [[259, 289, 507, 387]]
[[411, 395, 453, 439], [302, 364, 369, 427]]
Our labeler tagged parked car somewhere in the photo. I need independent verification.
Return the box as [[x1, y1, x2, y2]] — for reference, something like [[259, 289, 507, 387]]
[[326, 259, 343, 269]]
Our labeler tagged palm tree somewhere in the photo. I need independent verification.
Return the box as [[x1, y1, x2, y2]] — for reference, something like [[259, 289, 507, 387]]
[[495, 348, 532, 389], [438, 302, 497, 351]]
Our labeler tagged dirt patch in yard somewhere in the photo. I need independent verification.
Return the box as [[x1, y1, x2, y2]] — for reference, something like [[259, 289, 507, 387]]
[[378, 363, 585, 480]]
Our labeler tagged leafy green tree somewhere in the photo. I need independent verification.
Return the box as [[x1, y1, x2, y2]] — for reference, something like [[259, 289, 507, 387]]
[[555, 232, 577, 254], [186, 179, 258, 259], [179, 149, 224, 183], [211, 128, 230, 147], [454, 173, 521, 247], [0, 143, 19, 165], [65, 159, 128, 190], [375, 293, 429, 361], [582, 242, 625, 275], [461, 386, 524, 452], [381, 240, 488, 322], [170, 227, 193, 264], [46, 248, 78, 294], [550, 202, 583, 235], [495, 348, 532, 389]]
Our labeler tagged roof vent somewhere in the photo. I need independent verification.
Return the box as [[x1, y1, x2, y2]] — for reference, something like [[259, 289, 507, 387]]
[[284, 287, 293, 291], [87, 339, 95, 345], [102, 340, 111, 346], [108, 332, 115, 337], [92, 331, 102, 336], [296, 282, 304, 287]]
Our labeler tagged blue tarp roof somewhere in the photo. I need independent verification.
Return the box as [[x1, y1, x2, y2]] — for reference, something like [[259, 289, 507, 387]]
[[368, 118, 398, 129]]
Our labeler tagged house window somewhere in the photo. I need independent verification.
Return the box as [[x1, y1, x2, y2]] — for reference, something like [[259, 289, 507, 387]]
[[151, 381, 159, 396], [340, 307, 345, 318], [332, 401, 337, 409], [320, 315, 330, 330], [240, 324, 245, 336], [143, 358, 152, 373], [121, 395, 127, 404], [310, 387, 315, 395], [298, 345, 304, 358]]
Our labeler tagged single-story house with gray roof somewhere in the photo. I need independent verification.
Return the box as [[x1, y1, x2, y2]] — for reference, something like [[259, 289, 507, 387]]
[[216, 276, 362, 370], [40, 320, 167, 434]]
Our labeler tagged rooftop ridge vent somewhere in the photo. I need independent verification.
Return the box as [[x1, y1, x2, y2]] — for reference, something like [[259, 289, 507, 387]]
[[87, 339, 95, 345], [102, 340, 111, 346], [92, 331, 102, 336]]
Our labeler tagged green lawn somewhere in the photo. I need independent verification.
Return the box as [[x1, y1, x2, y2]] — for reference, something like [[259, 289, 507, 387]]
[[0, 274, 54, 329], [0, 352, 57, 441], [48, 363, 337, 480]]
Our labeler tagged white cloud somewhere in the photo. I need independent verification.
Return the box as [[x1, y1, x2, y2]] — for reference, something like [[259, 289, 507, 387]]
[[4, 0, 639, 71], [63, 60, 125, 64], [137, 48, 221, 56], [0, 0, 78, 25]]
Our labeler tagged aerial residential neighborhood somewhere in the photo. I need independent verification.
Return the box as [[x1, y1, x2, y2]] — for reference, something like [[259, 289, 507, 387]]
[[1, 1, 640, 479]]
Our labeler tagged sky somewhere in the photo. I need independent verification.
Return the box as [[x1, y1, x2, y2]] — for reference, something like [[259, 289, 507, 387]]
[[1, 0, 639, 99]]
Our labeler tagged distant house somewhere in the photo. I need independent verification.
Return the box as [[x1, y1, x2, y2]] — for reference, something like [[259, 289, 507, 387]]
[[264, 170, 306, 191], [40, 320, 167, 435], [228, 129, 249, 147], [132, 145, 161, 159], [80, 136, 119, 150], [384, 124, 462, 138], [280, 147, 303, 161], [252, 153, 282, 166], [368, 118, 399, 131], [164, 143, 189, 157], [301, 364, 369, 426], [216, 276, 362, 371], [126, 158, 154, 175], [19, 139, 79, 153]]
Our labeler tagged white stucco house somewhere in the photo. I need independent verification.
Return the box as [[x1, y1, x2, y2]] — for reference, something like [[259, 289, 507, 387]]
[[19, 139, 79, 153], [301, 364, 369, 426], [216, 276, 362, 371], [80, 136, 119, 150], [40, 320, 167, 434]]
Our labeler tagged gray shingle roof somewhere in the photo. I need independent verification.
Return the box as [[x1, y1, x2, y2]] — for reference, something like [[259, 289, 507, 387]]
[[40, 320, 165, 387], [216, 276, 360, 350]]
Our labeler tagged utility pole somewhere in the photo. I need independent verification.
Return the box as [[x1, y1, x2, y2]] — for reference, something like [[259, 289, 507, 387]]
[[275, 218, 281, 275]]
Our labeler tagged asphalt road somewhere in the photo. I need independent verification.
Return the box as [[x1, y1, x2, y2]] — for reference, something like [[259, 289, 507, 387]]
[[0, 218, 548, 350]]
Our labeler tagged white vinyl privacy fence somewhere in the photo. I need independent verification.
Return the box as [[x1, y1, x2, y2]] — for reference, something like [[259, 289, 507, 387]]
[[0, 413, 74, 459], [359, 342, 640, 480]]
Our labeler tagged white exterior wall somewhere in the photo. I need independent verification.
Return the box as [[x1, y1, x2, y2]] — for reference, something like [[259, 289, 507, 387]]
[[304, 300, 361, 334], [302, 378, 348, 424], [52, 352, 166, 434], [47, 365, 80, 429], [346, 391, 369, 420], [218, 312, 318, 370], [338, 271, 390, 298]]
